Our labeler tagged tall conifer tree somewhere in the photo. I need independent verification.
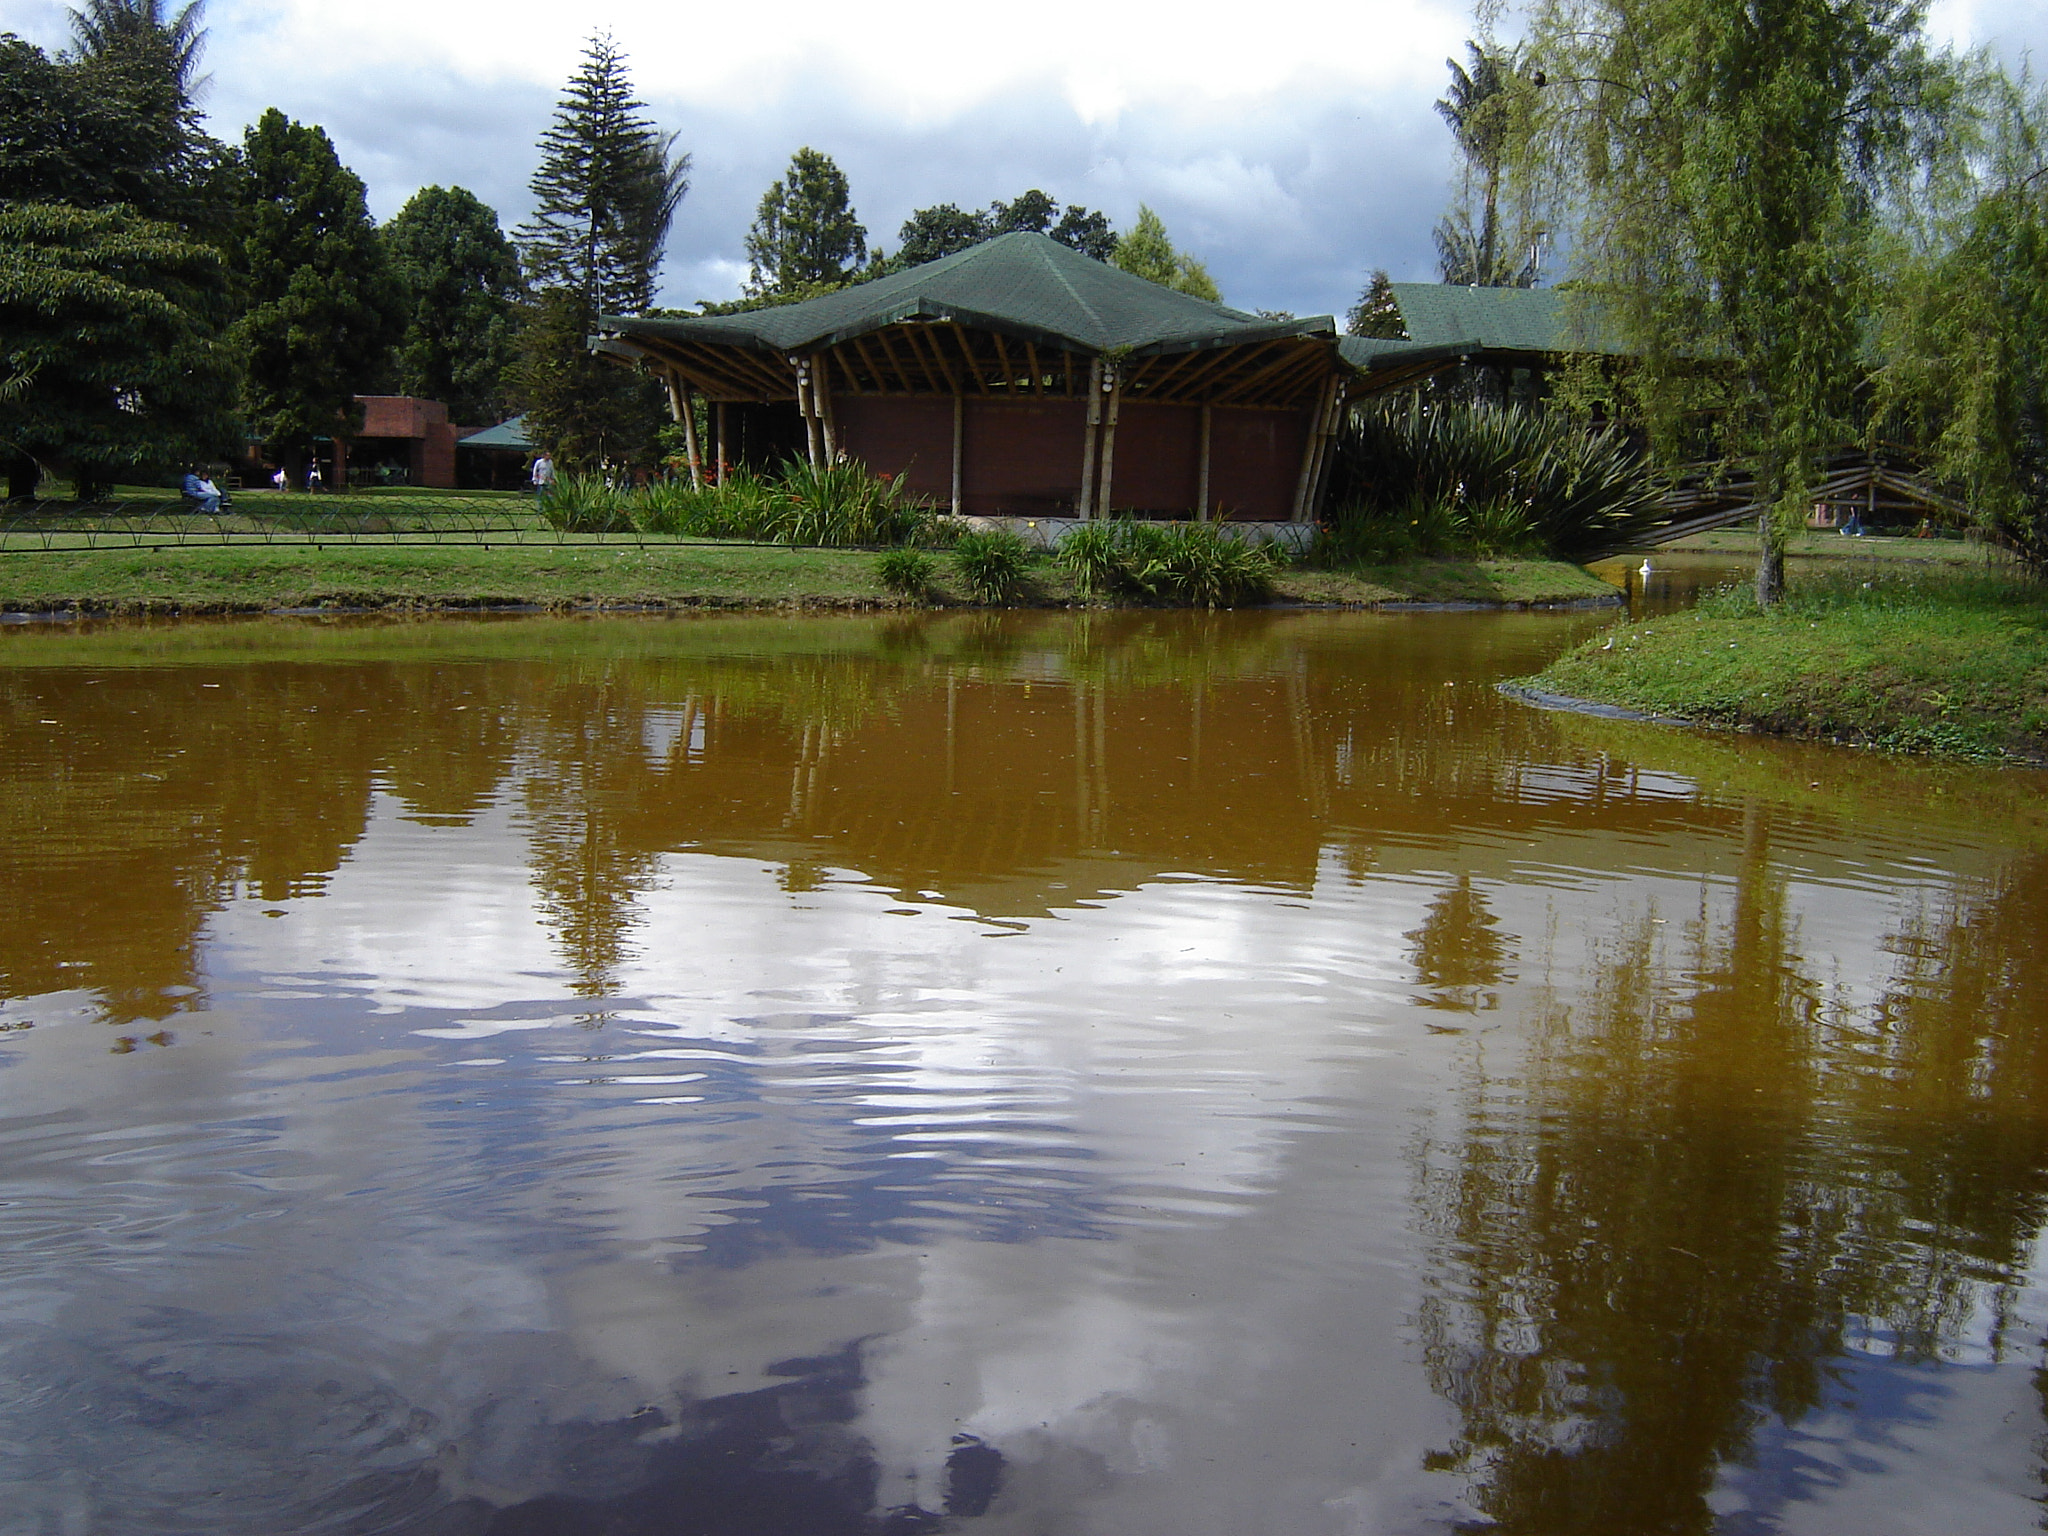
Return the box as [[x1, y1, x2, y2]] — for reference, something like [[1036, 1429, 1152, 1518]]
[[514, 33, 686, 470]]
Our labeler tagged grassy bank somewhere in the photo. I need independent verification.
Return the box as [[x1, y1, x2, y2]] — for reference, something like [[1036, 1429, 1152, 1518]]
[[0, 544, 1618, 614], [1655, 527, 2007, 565], [1525, 569, 2048, 762]]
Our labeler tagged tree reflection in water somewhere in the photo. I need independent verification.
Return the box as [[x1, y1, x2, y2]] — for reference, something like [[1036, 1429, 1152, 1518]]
[[1414, 813, 2048, 1534]]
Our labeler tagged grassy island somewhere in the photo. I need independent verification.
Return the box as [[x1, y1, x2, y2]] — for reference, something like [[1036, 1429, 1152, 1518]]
[[1524, 569, 2048, 763], [0, 542, 1618, 615]]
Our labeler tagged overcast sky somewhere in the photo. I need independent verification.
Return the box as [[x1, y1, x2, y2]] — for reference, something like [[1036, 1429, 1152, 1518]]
[[10, 0, 2044, 318]]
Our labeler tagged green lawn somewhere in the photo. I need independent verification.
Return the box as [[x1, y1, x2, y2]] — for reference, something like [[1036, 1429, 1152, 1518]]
[[1657, 527, 2007, 565], [1525, 568, 2048, 762], [0, 542, 1619, 614]]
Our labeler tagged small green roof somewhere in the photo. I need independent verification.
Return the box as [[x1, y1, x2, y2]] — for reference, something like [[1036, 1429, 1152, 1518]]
[[1391, 283, 1628, 355], [601, 232, 1335, 358], [458, 415, 533, 449]]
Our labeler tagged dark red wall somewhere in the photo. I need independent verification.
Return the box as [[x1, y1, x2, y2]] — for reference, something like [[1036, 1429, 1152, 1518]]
[[963, 399, 1088, 514], [835, 396, 953, 500], [835, 394, 1311, 519], [1209, 408, 1308, 522]]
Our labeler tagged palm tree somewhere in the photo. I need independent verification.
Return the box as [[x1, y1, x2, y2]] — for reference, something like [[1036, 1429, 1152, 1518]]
[[69, 0, 208, 97]]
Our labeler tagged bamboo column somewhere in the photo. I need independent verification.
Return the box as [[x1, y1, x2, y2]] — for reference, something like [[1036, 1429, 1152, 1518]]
[[1305, 381, 1347, 520], [714, 402, 728, 483], [796, 361, 822, 465], [1196, 404, 1213, 521], [1094, 365, 1123, 520], [815, 354, 838, 461], [678, 381, 705, 490], [1077, 357, 1103, 518], [1290, 376, 1339, 521], [951, 392, 964, 516]]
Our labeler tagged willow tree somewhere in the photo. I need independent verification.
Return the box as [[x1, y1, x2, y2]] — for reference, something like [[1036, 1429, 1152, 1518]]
[[1874, 77, 2047, 562], [1523, 0, 1956, 603]]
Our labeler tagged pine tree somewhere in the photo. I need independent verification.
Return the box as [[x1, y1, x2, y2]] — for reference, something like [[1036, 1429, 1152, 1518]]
[[1111, 206, 1221, 302], [517, 32, 688, 317], [231, 109, 405, 471], [514, 33, 684, 470], [744, 148, 866, 296], [385, 186, 525, 422], [1347, 270, 1407, 338]]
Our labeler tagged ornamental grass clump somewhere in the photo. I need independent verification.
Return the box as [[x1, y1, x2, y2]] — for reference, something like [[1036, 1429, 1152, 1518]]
[[1053, 518, 1278, 605], [875, 547, 937, 597], [1321, 397, 1664, 562], [950, 528, 1032, 602], [540, 473, 633, 533]]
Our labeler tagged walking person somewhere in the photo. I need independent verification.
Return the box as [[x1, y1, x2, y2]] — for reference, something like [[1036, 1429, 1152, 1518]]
[[530, 452, 556, 505]]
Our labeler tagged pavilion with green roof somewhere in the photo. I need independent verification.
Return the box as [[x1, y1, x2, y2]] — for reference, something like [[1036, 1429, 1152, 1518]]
[[593, 232, 1354, 524]]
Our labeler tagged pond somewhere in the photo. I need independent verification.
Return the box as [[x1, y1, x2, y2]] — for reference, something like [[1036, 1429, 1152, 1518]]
[[3, 608, 2047, 1535]]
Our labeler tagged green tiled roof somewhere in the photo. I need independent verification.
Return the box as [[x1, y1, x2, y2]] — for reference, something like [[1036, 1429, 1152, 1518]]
[[457, 415, 532, 449], [600, 232, 1336, 358], [1391, 283, 1629, 355]]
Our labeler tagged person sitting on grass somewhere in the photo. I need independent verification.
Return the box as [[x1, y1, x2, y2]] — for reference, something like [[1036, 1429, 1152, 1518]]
[[180, 467, 222, 514]]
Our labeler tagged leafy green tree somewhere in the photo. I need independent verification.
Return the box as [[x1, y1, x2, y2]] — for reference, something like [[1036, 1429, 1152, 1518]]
[[1347, 269, 1407, 338], [514, 32, 683, 469], [1433, 43, 1544, 287], [517, 31, 689, 317], [231, 109, 405, 472], [385, 185, 524, 422], [1875, 77, 2047, 559], [1523, 0, 1958, 603], [1111, 205, 1221, 302], [889, 190, 1118, 270], [0, 203, 239, 498], [744, 148, 867, 295]]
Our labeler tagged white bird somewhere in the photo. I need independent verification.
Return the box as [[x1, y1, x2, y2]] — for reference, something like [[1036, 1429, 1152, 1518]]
[[1639, 559, 1653, 577]]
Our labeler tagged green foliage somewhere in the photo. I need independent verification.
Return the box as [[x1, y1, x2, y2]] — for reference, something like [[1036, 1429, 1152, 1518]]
[[1052, 519, 1277, 603], [517, 31, 688, 317], [1872, 78, 2047, 563], [1321, 397, 1664, 561], [384, 185, 525, 423], [232, 109, 404, 462], [1050, 520, 1125, 596], [621, 459, 935, 546], [1346, 269, 1407, 339], [0, 23, 231, 230], [538, 471, 632, 533], [513, 286, 663, 473], [950, 528, 1033, 602], [745, 148, 867, 296], [1520, 0, 1961, 599], [1111, 207, 1221, 302], [889, 190, 1119, 270], [1433, 43, 1546, 287], [876, 547, 937, 596], [0, 202, 239, 494]]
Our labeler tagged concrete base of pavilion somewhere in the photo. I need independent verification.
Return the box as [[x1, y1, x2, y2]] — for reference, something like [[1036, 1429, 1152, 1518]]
[[948, 516, 1315, 553]]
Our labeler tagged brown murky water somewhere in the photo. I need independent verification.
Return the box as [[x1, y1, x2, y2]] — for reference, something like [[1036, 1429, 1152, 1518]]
[[4, 608, 2048, 1536]]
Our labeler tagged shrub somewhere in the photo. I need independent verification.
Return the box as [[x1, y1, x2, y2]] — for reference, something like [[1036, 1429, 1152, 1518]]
[[1321, 397, 1664, 561], [876, 547, 937, 596], [1052, 520, 1125, 595], [1122, 522, 1279, 606], [541, 472, 633, 533], [761, 458, 931, 546], [950, 528, 1032, 602]]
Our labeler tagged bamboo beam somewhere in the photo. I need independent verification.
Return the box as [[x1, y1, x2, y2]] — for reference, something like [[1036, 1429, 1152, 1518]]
[[850, 335, 890, 395], [1095, 365, 1123, 519], [1215, 343, 1318, 406], [1289, 376, 1337, 521], [874, 327, 919, 393], [951, 392, 964, 516], [908, 324, 957, 394], [1127, 347, 1208, 402], [1060, 350, 1076, 396], [1024, 341, 1044, 397], [992, 332, 1014, 393], [950, 324, 989, 394], [1196, 403, 1212, 521], [1078, 356, 1103, 517]]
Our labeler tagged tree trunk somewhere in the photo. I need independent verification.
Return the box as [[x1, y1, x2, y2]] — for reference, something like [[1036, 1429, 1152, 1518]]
[[1755, 512, 1785, 608]]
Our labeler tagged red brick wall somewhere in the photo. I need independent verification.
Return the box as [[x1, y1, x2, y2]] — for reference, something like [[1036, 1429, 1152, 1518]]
[[419, 423, 457, 489], [355, 396, 449, 439]]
